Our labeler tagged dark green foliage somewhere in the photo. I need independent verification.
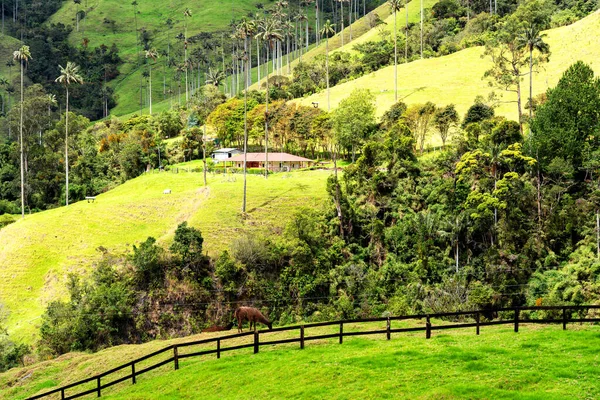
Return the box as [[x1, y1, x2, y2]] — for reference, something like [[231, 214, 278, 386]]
[[463, 99, 495, 127], [39, 259, 137, 355], [132, 237, 164, 290], [353, 40, 395, 72], [380, 101, 408, 130], [170, 222, 208, 278], [529, 61, 600, 172], [432, 0, 466, 20]]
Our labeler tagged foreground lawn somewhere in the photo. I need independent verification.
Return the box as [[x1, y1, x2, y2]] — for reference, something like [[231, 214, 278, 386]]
[[0, 170, 329, 341], [4, 324, 599, 399]]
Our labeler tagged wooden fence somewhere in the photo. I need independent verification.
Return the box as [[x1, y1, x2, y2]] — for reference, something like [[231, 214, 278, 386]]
[[27, 305, 600, 400]]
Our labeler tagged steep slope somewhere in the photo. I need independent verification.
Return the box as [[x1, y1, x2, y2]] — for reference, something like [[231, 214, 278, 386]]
[[297, 10, 600, 146], [0, 169, 329, 341], [49, 0, 264, 116]]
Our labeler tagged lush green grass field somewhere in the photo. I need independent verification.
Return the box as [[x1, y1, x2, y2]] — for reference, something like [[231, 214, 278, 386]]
[[0, 169, 330, 341], [332, 0, 439, 56], [3, 324, 600, 399], [297, 11, 600, 147]]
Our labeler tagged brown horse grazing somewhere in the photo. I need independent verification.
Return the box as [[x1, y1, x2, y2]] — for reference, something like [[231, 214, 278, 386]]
[[201, 322, 234, 333], [234, 307, 273, 332]]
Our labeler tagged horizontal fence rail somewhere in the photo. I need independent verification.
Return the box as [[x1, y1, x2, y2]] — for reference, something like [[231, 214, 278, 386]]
[[27, 305, 600, 400]]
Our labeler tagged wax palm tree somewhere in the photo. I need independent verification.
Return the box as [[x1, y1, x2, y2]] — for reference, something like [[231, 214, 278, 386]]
[[388, 0, 402, 102], [13, 45, 30, 218], [239, 21, 251, 213], [145, 48, 159, 114], [183, 8, 192, 103], [517, 24, 550, 119], [205, 68, 225, 87], [257, 18, 283, 179], [55, 61, 83, 207], [320, 19, 335, 112]]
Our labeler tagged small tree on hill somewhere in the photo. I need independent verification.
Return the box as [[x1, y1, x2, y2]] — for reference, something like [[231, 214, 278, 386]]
[[434, 104, 459, 148]]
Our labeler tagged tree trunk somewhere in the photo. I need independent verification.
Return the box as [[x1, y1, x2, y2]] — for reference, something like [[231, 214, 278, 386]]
[[265, 43, 270, 180], [405, 1, 409, 62], [455, 241, 459, 273], [149, 63, 153, 115], [597, 210, 599, 260], [65, 86, 70, 206], [333, 146, 344, 239], [420, 0, 424, 59], [516, 76, 523, 135], [243, 36, 249, 210], [394, 9, 398, 102], [19, 60, 24, 218], [326, 37, 330, 111], [529, 48, 533, 120]]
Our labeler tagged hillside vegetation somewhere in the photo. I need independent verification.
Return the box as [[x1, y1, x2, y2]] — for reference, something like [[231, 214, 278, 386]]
[[49, 0, 264, 116], [0, 169, 329, 341], [298, 10, 600, 140], [3, 324, 600, 399]]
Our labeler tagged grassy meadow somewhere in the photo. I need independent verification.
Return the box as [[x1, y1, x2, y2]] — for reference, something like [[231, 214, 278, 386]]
[[0, 169, 330, 341], [3, 323, 600, 399], [49, 0, 264, 116], [297, 10, 600, 147]]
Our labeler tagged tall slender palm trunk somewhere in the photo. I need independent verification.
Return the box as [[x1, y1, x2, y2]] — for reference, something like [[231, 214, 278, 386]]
[[243, 36, 249, 212], [326, 37, 330, 111], [394, 8, 398, 101], [265, 43, 270, 179], [405, 1, 409, 62], [529, 49, 533, 119], [149, 63, 153, 114], [19, 60, 24, 218], [420, 0, 423, 59], [65, 86, 70, 206]]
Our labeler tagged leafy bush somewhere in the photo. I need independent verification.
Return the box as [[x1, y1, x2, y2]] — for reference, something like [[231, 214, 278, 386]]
[[0, 214, 16, 229]]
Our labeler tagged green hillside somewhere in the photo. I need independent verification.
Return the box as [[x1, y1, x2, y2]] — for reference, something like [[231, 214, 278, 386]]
[[49, 0, 264, 116], [333, 0, 439, 56], [297, 10, 600, 146], [3, 324, 600, 399], [0, 169, 330, 341]]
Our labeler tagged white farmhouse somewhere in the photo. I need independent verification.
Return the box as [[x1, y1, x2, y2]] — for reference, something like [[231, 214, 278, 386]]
[[211, 148, 242, 162]]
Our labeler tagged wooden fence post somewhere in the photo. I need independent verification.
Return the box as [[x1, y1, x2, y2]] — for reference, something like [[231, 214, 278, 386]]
[[339, 322, 344, 344], [97, 377, 101, 397], [61, 388, 65, 400], [476, 312, 480, 336], [300, 325, 305, 350], [174, 345, 179, 370], [514, 308, 520, 333], [131, 363, 136, 384], [562, 308, 567, 331], [426, 316, 432, 339], [217, 339, 221, 359], [386, 317, 391, 340], [254, 331, 259, 354]]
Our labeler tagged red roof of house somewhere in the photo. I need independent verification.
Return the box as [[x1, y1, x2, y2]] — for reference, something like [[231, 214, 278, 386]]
[[225, 153, 313, 163]]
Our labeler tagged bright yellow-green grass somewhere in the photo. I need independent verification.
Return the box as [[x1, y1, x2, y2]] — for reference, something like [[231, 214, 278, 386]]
[[2, 323, 600, 399], [0, 169, 330, 342], [49, 0, 264, 116], [332, 0, 439, 56], [298, 10, 600, 146]]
